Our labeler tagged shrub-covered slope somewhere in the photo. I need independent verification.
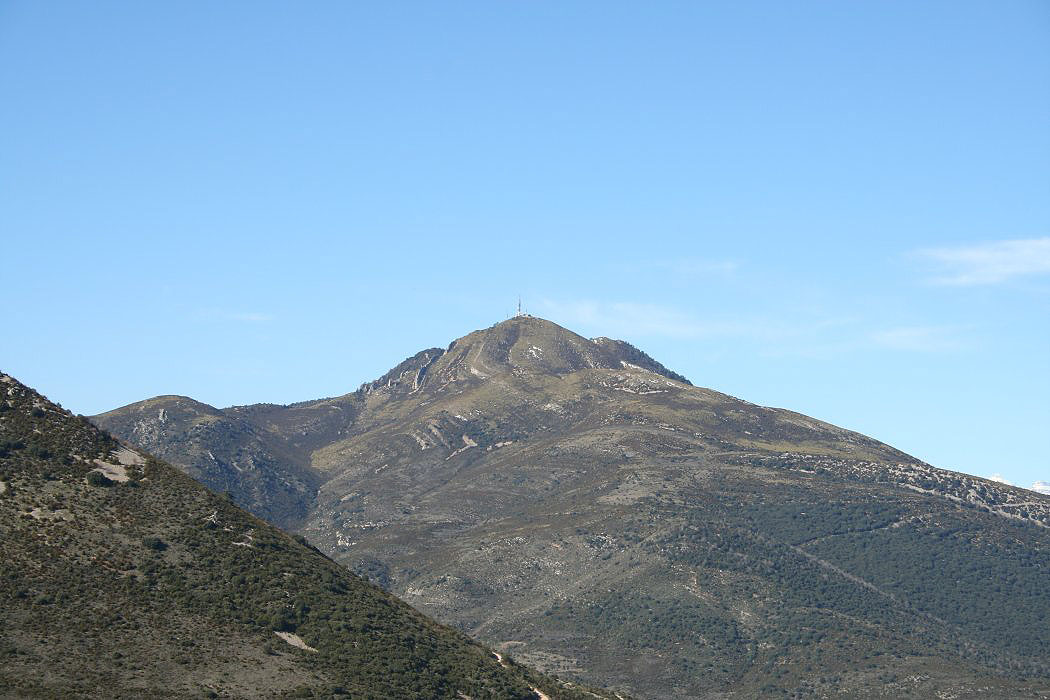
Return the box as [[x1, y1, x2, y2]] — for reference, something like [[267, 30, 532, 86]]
[[94, 317, 1050, 698], [0, 372, 615, 699]]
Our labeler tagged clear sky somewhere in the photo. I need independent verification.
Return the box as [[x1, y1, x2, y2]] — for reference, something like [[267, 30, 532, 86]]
[[2, 2, 1048, 490]]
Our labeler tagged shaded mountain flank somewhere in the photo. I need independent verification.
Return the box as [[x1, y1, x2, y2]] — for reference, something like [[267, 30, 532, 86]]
[[94, 315, 1050, 699], [0, 372, 619, 699]]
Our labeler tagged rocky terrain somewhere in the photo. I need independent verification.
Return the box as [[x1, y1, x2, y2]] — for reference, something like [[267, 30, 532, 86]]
[[95, 316, 1050, 698], [0, 372, 617, 699]]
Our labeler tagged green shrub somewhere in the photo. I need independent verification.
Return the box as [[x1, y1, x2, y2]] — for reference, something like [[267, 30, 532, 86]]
[[142, 537, 168, 551], [86, 471, 114, 487]]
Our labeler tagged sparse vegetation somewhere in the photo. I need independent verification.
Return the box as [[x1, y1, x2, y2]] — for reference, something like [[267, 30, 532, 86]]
[[0, 372, 616, 699], [90, 317, 1050, 698]]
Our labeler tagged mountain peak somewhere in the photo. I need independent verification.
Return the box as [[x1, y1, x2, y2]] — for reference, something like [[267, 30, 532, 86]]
[[462, 314, 690, 383], [361, 316, 691, 395]]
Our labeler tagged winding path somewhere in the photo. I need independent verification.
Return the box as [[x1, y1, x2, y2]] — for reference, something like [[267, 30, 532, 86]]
[[493, 652, 550, 700]]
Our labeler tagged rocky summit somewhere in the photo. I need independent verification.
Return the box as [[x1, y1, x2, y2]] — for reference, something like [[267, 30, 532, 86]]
[[95, 316, 1050, 699]]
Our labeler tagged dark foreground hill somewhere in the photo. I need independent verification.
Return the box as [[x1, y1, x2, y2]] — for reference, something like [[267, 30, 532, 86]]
[[0, 372, 617, 699], [95, 316, 1050, 699]]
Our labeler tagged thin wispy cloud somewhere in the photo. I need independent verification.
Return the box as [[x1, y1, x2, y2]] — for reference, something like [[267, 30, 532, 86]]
[[981, 477, 1050, 495], [536, 300, 779, 341], [915, 237, 1050, 286], [869, 326, 964, 352], [539, 299, 967, 358]]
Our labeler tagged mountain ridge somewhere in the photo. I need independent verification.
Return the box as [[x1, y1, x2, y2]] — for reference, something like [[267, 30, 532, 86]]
[[93, 316, 1050, 698]]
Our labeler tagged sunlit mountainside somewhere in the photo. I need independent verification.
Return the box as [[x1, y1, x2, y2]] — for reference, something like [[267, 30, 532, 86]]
[[95, 316, 1050, 698], [0, 371, 616, 699]]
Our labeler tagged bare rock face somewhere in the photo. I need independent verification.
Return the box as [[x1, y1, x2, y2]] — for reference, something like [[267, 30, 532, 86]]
[[94, 395, 324, 529], [94, 317, 1050, 699]]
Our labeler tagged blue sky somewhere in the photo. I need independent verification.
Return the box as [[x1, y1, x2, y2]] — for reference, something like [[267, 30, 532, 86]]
[[2, 2, 1048, 490]]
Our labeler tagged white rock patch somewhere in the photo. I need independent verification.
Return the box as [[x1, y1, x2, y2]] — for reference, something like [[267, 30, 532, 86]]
[[0, 481, 6, 494], [90, 447, 145, 483], [274, 631, 317, 652], [28, 507, 74, 521], [446, 434, 478, 460], [91, 461, 129, 483], [114, 447, 145, 466]]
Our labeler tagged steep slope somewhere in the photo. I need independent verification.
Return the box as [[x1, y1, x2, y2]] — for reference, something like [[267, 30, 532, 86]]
[[94, 316, 1050, 699], [0, 372, 617, 699], [92, 394, 344, 529]]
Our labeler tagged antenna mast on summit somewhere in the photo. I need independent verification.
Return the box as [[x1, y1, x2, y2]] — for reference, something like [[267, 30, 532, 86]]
[[517, 297, 522, 317]]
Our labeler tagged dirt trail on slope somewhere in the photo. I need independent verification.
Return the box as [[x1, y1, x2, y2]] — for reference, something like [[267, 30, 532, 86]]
[[493, 652, 550, 700]]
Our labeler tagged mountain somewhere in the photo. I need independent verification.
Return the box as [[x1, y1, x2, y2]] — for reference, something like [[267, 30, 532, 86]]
[[94, 316, 1050, 698], [88, 394, 350, 530], [0, 372, 619, 699]]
